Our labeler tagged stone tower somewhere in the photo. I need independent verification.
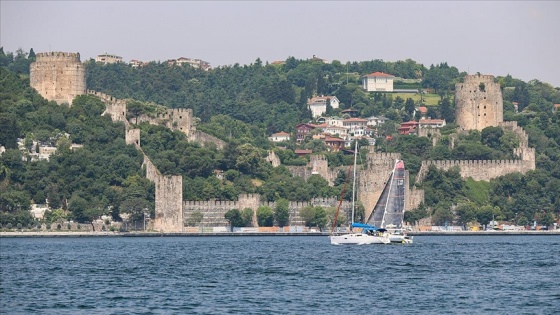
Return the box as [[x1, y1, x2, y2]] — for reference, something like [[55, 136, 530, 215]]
[[455, 74, 503, 131], [30, 52, 86, 105]]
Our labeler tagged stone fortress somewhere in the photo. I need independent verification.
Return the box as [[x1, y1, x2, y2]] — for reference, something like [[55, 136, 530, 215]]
[[29, 54, 535, 231], [416, 73, 535, 183], [30, 52, 86, 105]]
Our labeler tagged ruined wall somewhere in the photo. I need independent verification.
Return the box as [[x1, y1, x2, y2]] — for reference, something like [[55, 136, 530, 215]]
[[136, 108, 194, 136], [125, 129, 141, 147], [30, 52, 86, 105], [190, 130, 226, 149], [265, 151, 281, 167], [455, 74, 503, 131], [88, 90, 128, 123], [287, 155, 343, 186]]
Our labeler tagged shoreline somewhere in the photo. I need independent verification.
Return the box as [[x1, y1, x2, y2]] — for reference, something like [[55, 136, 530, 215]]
[[1, 230, 559, 238]]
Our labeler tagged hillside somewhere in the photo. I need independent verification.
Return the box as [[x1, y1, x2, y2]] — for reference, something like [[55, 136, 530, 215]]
[[1, 48, 559, 229]]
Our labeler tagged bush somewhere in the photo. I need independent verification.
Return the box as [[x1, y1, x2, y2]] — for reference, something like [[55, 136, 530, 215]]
[[67, 223, 72, 230], [7, 223, 12, 229], [46, 224, 51, 230], [56, 224, 62, 230], [77, 224, 81, 230], [36, 223, 42, 229], [17, 223, 22, 230]]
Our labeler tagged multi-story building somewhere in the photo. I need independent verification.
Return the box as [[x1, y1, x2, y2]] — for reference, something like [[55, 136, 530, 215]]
[[362, 72, 395, 92], [307, 95, 340, 118], [96, 53, 123, 64]]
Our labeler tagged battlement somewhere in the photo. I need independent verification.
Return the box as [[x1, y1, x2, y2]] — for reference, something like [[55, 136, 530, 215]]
[[462, 74, 496, 83], [34, 52, 81, 62], [417, 158, 535, 182]]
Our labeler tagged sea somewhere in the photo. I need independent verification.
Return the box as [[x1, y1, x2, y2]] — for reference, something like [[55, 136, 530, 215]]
[[0, 235, 558, 315]]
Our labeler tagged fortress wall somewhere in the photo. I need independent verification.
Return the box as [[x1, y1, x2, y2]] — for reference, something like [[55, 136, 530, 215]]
[[30, 52, 86, 105], [154, 174, 183, 232], [125, 129, 141, 147], [191, 130, 226, 149], [182, 196, 351, 228], [88, 90, 128, 123], [266, 151, 281, 167], [359, 152, 401, 219], [417, 159, 535, 182], [455, 74, 503, 131]]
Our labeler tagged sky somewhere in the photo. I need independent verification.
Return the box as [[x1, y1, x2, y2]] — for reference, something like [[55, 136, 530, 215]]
[[2, 1, 559, 87]]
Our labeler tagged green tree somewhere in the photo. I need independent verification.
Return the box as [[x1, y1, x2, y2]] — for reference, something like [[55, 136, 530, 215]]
[[257, 206, 274, 227], [224, 208, 243, 230], [274, 198, 290, 227]]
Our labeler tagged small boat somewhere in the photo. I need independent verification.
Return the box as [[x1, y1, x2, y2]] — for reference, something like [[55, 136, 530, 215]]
[[330, 142, 390, 245]]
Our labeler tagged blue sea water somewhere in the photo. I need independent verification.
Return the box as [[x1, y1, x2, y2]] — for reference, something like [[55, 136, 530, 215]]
[[0, 235, 559, 314]]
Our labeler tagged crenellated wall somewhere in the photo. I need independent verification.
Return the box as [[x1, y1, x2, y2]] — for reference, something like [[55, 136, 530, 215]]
[[183, 195, 352, 228], [417, 159, 535, 182], [30, 52, 86, 105]]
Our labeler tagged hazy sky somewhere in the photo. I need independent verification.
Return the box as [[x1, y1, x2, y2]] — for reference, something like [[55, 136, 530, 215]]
[[2, 1, 559, 87]]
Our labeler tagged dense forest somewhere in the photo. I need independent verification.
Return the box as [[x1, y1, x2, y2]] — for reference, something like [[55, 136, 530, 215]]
[[1, 47, 559, 229]]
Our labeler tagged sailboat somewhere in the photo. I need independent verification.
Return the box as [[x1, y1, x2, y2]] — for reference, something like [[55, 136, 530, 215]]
[[330, 142, 390, 245], [366, 159, 413, 244]]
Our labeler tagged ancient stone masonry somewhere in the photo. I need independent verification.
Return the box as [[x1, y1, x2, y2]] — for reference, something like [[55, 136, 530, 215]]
[[183, 195, 352, 228], [417, 159, 535, 182], [358, 150, 403, 220], [30, 52, 86, 105], [287, 155, 343, 186], [191, 131, 226, 150], [136, 108, 194, 136], [412, 74, 536, 184], [87, 90, 128, 123], [455, 74, 503, 131]]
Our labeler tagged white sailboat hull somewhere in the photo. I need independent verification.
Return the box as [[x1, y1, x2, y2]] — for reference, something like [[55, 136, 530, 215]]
[[388, 233, 414, 244], [330, 233, 390, 245]]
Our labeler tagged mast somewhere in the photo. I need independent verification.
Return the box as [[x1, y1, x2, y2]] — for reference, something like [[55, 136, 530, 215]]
[[351, 140, 358, 224]]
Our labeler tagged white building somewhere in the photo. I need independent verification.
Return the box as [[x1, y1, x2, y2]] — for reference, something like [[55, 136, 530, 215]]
[[362, 72, 395, 92], [96, 53, 123, 64], [307, 96, 340, 118], [268, 131, 291, 142], [366, 116, 389, 127]]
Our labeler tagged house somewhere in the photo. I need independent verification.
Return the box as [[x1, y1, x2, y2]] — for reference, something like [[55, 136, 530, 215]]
[[268, 131, 291, 142], [417, 106, 428, 118], [96, 53, 123, 64], [322, 125, 347, 137], [342, 117, 368, 130], [129, 59, 146, 68], [366, 116, 389, 127], [173, 57, 212, 71], [295, 123, 317, 142], [324, 137, 346, 152], [398, 121, 419, 135], [294, 149, 313, 157], [341, 108, 359, 118], [554, 104, 560, 112], [307, 95, 340, 118], [362, 72, 395, 92], [419, 118, 446, 129]]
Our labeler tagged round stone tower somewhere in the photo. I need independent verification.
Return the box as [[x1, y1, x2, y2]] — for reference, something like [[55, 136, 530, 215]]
[[455, 74, 503, 131], [30, 52, 86, 105]]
